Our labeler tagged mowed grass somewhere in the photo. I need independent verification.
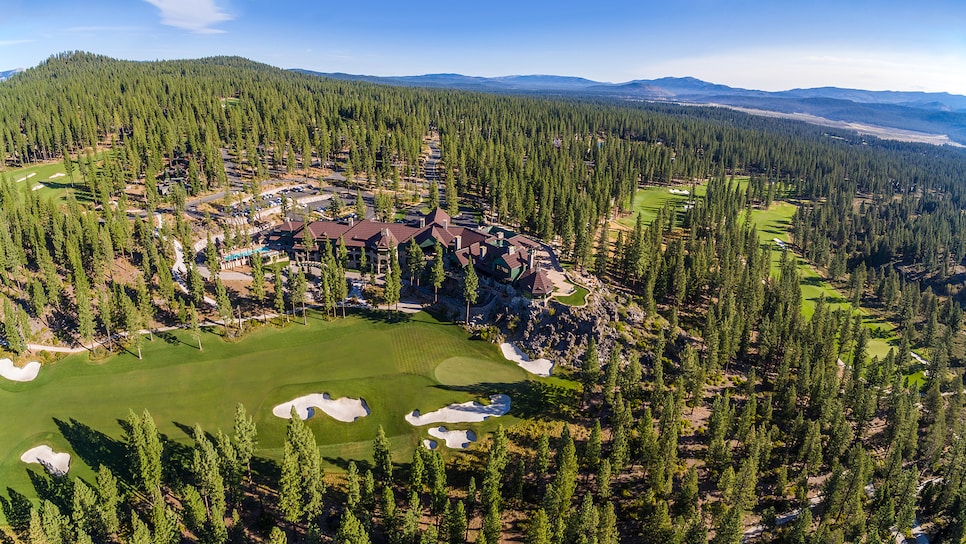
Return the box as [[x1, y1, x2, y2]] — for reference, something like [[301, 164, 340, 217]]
[[0, 310, 555, 506], [750, 202, 897, 360], [555, 285, 589, 306], [1, 160, 84, 202], [617, 182, 709, 229]]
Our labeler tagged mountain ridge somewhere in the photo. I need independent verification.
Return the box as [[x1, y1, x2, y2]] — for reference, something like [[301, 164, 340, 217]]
[[292, 69, 966, 144]]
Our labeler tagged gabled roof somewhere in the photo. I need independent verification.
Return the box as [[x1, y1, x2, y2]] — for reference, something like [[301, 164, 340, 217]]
[[374, 228, 398, 249], [413, 224, 456, 248], [425, 207, 451, 227], [520, 268, 554, 296]]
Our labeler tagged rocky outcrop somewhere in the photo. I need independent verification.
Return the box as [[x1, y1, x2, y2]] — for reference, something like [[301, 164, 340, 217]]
[[494, 287, 644, 368]]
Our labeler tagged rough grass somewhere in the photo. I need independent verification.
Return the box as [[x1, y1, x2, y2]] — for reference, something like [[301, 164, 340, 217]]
[[0, 310, 566, 511]]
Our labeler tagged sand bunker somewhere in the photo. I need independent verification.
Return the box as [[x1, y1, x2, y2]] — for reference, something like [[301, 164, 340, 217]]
[[273, 393, 370, 422], [500, 343, 553, 377], [20, 445, 70, 476], [429, 427, 477, 449], [405, 394, 511, 426], [49, 173, 65, 179], [423, 439, 438, 450], [0, 359, 41, 382], [32, 184, 44, 191], [669, 188, 690, 195], [15, 173, 35, 183]]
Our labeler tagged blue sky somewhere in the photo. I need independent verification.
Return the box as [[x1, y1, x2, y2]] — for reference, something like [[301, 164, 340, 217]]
[[1, 0, 965, 94]]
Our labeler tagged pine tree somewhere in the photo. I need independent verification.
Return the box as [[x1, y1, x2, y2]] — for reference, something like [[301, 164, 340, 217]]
[[446, 500, 468, 544], [274, 266, 286, 320], [384, 245, 402, 314], [462, 261, 478, 324], [233, 403, 257, 486], [96, 465, 121, 537], [373, 425, 393, 484], [336, 510, 371, 544], [581, 338, 600, 390], [526, 508, 551, 544], [431, 242, 446, 304], [406, 239, 426, 288]]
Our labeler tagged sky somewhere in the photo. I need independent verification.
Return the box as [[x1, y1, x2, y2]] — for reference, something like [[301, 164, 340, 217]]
[[1, 0, 965, 94]]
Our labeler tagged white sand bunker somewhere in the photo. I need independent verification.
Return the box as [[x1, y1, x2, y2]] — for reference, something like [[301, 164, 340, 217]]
[[15, 173, 35, 183], [273, 393, 370, 422], [32, 184, 44, 191], [429, 427, 477, 449], [49, 173, 65, 179], [423, 439, 438, 450], [669, 188, 690, 195], [500, 343, 553, 377], [0, 359, 41, 382], [20, 445, 70, 476], [406, 394, 511, 426]]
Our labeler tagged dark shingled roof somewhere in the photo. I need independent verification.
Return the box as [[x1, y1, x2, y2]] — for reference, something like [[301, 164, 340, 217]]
[[426, 207, 452, 227], [520, 268, 555, 297]]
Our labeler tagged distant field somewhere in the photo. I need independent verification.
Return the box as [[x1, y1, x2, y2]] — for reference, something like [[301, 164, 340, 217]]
[[0, 311, 569, 511]]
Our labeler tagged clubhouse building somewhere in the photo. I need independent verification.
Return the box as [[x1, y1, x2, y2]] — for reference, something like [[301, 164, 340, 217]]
[[265, 208, 554, 297]]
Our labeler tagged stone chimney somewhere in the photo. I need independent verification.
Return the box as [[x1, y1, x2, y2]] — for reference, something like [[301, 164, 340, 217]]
[[454, 235, 461, 250], [443, 219, 449, 229], [479, 244, 487, 258], [419, 217, 426, 228], [528, 251, 535, 269]]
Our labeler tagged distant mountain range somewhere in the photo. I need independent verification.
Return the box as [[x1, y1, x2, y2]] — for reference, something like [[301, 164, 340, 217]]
[[294, 70, 966, 146], [0, 68, 23, 82]]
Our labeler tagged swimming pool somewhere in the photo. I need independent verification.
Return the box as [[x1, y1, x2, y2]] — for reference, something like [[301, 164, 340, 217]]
[[223, 246, 271, 262]]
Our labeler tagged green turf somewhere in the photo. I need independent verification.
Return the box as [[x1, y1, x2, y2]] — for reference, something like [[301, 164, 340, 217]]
[[0, 310, 564, 507], [555, 285, 589, 306], [617, 182, 709, 229], [1, 160, 87, 202], [749, 202, 897, 360], [904, 370, 927, 390]]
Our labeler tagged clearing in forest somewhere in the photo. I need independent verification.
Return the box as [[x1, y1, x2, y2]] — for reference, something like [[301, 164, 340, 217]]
[[0, 310, 574, 506]]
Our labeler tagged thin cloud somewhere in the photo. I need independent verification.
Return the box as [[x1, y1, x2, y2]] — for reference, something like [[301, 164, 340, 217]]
[[0, 39, 34, 46], [143, 0, 233, 34], [68, 26, 145, 33]]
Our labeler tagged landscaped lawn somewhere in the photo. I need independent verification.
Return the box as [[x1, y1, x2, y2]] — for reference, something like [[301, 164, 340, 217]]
[[0, 310, 565, 509], [555, 285, 589, 306]]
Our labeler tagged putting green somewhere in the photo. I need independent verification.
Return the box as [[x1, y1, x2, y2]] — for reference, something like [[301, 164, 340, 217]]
[[0, 310, 555, 511], [434, 356, 526, 386]]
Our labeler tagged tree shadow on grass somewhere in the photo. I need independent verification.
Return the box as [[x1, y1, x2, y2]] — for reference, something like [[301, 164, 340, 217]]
[[0, 488, 33, 539], [354, 307, 414, 325], [432, 381, 579, 420], [53, 417, 130, 483], [156, 330, 194, 348], [26, 469, 73, 516]]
